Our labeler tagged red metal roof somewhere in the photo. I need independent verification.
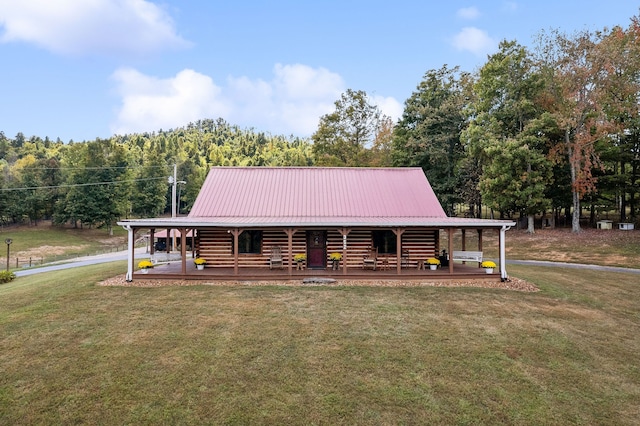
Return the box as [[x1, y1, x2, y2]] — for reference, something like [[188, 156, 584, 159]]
[[188, 167, 447, 220], [152, 229, 193, 237]]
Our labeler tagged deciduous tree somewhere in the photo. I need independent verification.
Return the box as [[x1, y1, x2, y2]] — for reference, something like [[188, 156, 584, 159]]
[[536, 19, 640, 231], [312, 89, 388, 166], [463, 41, 551, 232], [392, 66, 468, 214]]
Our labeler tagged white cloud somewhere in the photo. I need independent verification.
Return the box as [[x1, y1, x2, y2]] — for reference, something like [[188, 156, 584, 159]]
[[372, 95, 403, 124], [110, 68, 228, 135], [110, 64, 366, 137], [456, 7, 480, 20], [0, 0, 190, 55], [451, 27, 497, 57]]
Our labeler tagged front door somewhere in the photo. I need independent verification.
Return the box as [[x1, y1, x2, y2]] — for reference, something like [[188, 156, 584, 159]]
[[307, 231, 326, 269]]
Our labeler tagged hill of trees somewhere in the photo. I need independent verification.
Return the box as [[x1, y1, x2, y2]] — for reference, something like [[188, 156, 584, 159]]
[[2, 15, 639, 233], [0, 118, 313, 233]]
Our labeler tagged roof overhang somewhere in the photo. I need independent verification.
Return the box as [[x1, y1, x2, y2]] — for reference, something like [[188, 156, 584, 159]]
[[117, 217, 516, 230]]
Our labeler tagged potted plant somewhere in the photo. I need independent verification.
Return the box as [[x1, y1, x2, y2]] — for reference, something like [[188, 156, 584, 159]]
[[426, 258, 440, 270], [481, 260, 496, 274], [138, 259, 154, 274], [293, 253, 306, 270], [194, 258, 207, 270], [329, 252, 342, 270]]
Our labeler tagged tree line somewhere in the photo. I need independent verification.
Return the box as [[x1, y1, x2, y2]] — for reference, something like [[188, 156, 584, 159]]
[[0, 119, 313, 233], [314, 16, 640, 233], [1, 15, 639, 233]]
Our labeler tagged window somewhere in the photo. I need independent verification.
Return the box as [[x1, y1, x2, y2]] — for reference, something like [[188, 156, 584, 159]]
[[236, 230, 262, 254], [372, 230, 396, 254]]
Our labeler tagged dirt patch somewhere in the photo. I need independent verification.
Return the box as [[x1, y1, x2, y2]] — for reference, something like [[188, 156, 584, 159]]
[[478, 228, 640, 267], [98, 275, 539, 292], [16, 245, 88, 258]]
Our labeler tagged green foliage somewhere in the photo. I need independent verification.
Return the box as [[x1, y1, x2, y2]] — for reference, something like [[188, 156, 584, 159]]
[[479, 140, 551, 217], [534, 19, 640, 230], [2, 14, 640, 228], [312, 89, 387, 166], [463, 40, 551, 222], [131, 149, 169, 217], [392, 65, 469, 214], [1, 118, 313, 225], [0, 270, 16, 283]]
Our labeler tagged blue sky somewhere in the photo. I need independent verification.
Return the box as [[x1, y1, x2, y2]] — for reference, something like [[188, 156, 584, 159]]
[[0, 1, 638, 142]]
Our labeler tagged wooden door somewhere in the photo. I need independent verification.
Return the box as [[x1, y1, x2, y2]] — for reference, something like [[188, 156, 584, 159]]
[[307, 231, 326, 269]]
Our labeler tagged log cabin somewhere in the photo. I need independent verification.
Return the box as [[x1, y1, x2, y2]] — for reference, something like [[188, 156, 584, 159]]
[[118, 167, 516, 282]]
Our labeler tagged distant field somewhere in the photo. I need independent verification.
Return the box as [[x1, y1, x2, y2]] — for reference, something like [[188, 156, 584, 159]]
[[450, 227, 640, 268], [2, 222, 639, 269], [0, 222, 128, 266], [0, 262, 638, 424]]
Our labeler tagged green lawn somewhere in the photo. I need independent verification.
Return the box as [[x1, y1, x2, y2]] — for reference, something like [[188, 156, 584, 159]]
[[454, 227, 640, 268], [1, 262, 639, 424], [0, 223, 128, 266]]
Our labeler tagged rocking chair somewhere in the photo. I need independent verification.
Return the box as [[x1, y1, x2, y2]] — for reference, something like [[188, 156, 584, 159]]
[[362, 247, 378, 270], [269, 246, 284, 269]]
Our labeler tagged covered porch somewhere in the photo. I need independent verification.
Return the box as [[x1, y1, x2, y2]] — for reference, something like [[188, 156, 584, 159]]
[[119, 220, 515, 282], [133, 256, 498, 281]]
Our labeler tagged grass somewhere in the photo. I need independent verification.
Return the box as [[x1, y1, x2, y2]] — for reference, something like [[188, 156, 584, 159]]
[[451, 227, 640, 268], [1, 262, 639, 424], [0, 222, 128, 266]]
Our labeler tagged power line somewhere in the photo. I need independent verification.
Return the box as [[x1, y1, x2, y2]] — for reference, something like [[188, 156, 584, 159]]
[[8, 165, 169, 171], [0, 177, 167, 192]]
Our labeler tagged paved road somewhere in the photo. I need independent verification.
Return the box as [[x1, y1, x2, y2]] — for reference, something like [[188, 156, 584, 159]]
[[14, 252, 640, 277], [506, 259, 640, 275], [13, 248, 146, 277]]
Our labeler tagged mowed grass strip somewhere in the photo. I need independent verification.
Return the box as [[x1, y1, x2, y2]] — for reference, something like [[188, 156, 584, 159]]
[[1, 223, 128, 264], [1, 263, 639, 424], [461, 227, 640, 268]]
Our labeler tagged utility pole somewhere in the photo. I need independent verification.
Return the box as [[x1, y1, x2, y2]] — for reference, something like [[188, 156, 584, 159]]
[[168, 164, 186, 252], [171, 163, 177, 219], [169, 164, 177, 251]]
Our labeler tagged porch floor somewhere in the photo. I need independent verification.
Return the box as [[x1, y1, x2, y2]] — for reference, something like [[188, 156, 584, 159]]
[[134, 260, 497, 282]]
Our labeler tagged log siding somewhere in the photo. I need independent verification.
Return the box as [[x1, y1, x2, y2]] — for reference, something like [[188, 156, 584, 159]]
[[196, 227, 438, 270]]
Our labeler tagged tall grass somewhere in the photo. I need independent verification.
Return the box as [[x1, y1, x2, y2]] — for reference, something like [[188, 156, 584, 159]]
[[1, 262, 639, 424]]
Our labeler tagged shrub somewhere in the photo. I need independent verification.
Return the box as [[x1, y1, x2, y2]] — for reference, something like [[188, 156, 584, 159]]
[[0, 270, 16, 283]]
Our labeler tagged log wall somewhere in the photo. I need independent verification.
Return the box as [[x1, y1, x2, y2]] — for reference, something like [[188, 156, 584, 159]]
[[196, 228, 439, 269]]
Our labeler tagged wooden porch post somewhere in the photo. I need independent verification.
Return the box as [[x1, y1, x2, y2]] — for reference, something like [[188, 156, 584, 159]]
[[392, 227, 405, 275], [448, 228, 454, 274], [179, 228, 187, 275], [122, 225, 135, 282], [230, 228, 241, 275], [499, 225, 511, 280], [461, 229, 466, 264], [150, 229, 155, 255], [339, 228, 351, 275], [461, 229, 466, 251], [285, 228, 297, 276]]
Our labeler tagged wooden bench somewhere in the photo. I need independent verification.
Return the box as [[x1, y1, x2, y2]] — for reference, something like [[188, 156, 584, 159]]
[[452, 250, 483, 263]]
